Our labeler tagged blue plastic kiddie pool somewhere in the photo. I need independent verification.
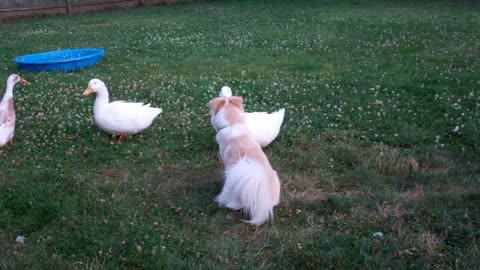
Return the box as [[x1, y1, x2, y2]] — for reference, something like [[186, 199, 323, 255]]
[[14, 48, 105, 71]]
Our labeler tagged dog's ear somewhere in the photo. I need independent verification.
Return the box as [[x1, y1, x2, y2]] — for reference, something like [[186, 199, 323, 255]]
[[209, 97, 227, 116], [229, 96, 244, 111]]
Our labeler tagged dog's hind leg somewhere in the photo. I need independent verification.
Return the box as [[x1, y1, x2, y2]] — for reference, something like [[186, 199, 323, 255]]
[[215, 187, 242, 210], [225, 198, 242, 211]]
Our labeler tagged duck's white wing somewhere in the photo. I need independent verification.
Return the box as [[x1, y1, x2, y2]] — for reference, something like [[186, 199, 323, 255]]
[[0, 110, 9, 125], [0, 109, 14, 146], [245, 108, 285, 147], [96, 101, 162, 135]]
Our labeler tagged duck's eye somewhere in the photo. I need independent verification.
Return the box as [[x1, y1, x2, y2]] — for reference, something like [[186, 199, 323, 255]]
[[94, 82, 97, 84]]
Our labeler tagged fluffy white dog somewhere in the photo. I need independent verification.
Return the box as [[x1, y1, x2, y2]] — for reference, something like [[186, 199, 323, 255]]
[[209, 95, 281, 225]]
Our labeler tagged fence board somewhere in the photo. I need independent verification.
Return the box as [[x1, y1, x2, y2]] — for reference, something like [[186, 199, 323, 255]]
[[0, 0, 192, 20]]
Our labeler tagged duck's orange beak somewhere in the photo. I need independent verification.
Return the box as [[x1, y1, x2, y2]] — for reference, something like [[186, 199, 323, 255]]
[[83, 85, 94, 97], [19, 77, 27, 83]]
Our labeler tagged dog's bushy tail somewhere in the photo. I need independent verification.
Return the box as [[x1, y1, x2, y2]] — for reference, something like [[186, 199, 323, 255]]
[[220, 158, 278, 225]]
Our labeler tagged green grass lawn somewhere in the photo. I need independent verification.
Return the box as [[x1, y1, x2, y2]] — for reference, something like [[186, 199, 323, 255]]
[[0, 0, 479, 268]]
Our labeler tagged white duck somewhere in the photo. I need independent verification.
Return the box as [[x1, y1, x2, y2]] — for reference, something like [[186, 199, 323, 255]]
[[218, 86, 285, 147], [0, 74, 27, 147], [83, 79, 162, 142]]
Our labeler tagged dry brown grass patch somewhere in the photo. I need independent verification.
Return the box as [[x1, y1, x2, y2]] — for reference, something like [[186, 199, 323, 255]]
[[373, 144, 419, 177], [416, 232, 446, 259], [397, 185, 426, 203]]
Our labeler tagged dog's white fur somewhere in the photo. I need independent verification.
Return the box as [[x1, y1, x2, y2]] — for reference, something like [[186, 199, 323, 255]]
[[209, 96, 280, 225]]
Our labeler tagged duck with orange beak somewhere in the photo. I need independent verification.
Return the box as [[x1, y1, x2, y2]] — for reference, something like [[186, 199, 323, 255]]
[[0, 74, 27, 147], [82, 78, 162, 143]]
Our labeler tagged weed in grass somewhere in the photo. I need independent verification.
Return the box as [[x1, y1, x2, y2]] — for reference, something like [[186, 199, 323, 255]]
[[416, 232, 446, 261], [371, 144, 420, 187]]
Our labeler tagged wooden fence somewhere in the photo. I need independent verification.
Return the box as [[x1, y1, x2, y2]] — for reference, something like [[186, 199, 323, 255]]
[[0, 0, 193, 20]]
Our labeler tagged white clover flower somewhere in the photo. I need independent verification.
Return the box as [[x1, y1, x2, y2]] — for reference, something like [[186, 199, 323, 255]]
[[15, 235, 26, 244]]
